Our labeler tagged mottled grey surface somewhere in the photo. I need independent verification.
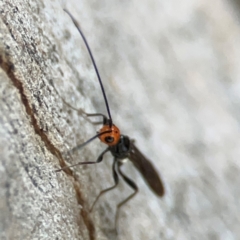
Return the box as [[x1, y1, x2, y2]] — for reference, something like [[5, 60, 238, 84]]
[[0, 0, 240, 239]]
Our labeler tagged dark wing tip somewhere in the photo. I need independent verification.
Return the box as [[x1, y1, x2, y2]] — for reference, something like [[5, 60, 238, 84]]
[[129, 143, 165, 197], [155, 180, 165, 197]]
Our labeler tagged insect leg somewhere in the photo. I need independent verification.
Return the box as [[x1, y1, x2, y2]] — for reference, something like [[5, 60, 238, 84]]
[[115, 161, 138, 230], [55, 147, 109, 172], [90, 158, 119, 212], [50, 80, 108, 125], [70, 130, 111, 154], [86, 113, 108, 125]]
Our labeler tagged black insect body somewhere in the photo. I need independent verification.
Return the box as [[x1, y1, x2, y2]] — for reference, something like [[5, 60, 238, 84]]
[[57, 8, 165, 231], [109, 135, 131, 159]]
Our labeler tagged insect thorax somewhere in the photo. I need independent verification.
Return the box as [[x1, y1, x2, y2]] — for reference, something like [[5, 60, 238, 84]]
[[109, 135, 131, 159]]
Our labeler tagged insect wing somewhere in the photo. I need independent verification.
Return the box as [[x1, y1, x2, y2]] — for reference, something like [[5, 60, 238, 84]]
[[129, 143, 164, 197]]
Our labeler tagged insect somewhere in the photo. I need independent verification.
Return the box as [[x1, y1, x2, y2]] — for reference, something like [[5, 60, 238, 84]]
[[57, 8, 165, 230]]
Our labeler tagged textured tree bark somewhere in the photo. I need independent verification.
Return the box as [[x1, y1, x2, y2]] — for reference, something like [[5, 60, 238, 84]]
[[1, 0, 240, 240], [0, 1, 98, 239]]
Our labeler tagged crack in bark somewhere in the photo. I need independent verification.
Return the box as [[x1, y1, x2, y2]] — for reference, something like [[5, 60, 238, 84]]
[[0, 40, 96, 240]]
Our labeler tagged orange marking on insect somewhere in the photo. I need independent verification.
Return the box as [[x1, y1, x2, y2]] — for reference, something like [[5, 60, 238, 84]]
[[98, 124, 120, 146]]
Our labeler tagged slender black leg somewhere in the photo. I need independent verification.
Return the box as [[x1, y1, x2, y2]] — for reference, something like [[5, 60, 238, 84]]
[[90, 158, 119, 212], [115, 161, 138, 231], [88, 120, 103, 125], [55, 148, 109, 172], [51, 80, 108, 124], [71, 129, 111, 154], [86, 113, 108, 125], [50, 80, 87, 115]]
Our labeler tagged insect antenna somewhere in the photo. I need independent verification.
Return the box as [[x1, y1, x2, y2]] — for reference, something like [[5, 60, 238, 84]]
[[64, 9, 113, 126]]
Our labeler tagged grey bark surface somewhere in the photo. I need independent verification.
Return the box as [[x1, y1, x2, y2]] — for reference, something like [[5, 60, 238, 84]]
[[1, 0, 240, 240]]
